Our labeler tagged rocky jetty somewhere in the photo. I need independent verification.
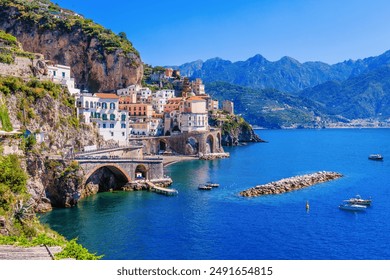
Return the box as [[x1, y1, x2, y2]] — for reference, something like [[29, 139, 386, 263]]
[[199, 152, 230, 160], [240, 171, 343, 197]]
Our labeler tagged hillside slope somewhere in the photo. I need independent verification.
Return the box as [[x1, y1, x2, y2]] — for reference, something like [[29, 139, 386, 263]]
[[205, 81, 342, 128], [298, 65, 390, 120]]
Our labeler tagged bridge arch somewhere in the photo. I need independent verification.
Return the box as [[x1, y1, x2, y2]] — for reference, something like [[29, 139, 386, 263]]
[[85, 163, 131, 191], [158, 139, 168, 153], [135, 164, 148, 179]]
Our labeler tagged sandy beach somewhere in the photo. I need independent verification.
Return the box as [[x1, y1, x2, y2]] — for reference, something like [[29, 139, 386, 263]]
[[161, 155, 198, 167]]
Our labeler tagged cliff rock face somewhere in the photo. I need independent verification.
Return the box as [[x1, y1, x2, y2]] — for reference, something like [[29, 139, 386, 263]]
[[222, 123, 263, 146], [212, 115, 264, 146], [0, 3, 143, 92]]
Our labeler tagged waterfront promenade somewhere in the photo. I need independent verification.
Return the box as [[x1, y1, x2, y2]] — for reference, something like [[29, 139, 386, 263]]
[[0, 245, 62, 260], [161, 155, 198, 167]]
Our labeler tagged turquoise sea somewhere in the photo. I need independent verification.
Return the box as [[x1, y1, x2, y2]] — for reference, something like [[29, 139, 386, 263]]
[[40, 129, 390, 259]]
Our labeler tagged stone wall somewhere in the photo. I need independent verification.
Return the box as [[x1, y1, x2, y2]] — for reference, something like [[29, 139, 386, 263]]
[[78, 159, 165, 183], [0, 56, 46, 79], [136, 129, 224, 156]]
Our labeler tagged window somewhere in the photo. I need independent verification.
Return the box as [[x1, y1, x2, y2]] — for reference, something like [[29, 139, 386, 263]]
[[110, 103, 116, 110], [102, 123, 106, 128], [90, 101, 93, 108], [102, 102, 107, 109], [121, 114, 126, 121], [97, 102, 101, 108], [110, 114, 115, 121], [122, 132, 125, 136], [110, 124, 114, 128], [62, 72, 65, 78], [121, 123, 126, 128], [95, 113, 100, 118], [85, 101, 89, 108], [110, 132, 114, 136], [102, 114, 107, 120], [53, 71, 56, 77]]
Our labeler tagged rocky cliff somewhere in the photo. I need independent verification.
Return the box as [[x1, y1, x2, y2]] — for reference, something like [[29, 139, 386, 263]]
[[210, 114, 264, 146], [1, 74, 106, 212], [0, 0, 143, 92]]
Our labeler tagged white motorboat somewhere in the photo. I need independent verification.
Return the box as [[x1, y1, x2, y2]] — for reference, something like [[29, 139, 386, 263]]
[[344, 195, 372, 206], [368, 154, 383, 160], [339, 203, 367, 211]]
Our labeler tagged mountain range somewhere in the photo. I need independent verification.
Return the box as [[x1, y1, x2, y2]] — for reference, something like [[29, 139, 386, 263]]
[[172, 51, 390, 128]]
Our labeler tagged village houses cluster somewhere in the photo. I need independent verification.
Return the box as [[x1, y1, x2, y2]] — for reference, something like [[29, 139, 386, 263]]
[[49, 65, 234, 146]]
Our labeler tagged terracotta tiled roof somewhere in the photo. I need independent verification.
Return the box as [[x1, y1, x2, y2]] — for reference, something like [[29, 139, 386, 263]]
[[186, 96, 206, 101], [95, 93, 119, 99]]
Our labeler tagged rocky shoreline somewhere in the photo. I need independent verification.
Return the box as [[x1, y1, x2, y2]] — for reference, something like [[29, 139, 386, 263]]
[[120, 178, 173, 191], [240, 171, 343, 197]]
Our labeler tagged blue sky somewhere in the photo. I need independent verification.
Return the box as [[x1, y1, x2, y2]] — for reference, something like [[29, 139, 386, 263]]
[[54, 0, 390, 66]]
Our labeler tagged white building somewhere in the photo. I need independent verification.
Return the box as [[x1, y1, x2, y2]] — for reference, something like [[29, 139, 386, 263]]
[[137, 87, 152, 103], [179, 113, 209, 132], [47, 64, 80, 95], [151, 89, 175, 113], [153, 89, 175, 99], [76, 92, 128, 145], [179, 96, 209, 132], [149, 117, 164, 136], [117, 84, 141, 96]]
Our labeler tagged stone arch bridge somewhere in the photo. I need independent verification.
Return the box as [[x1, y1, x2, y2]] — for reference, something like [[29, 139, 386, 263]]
[[138, 129, 224, 156], [76, 157, 164, 187]]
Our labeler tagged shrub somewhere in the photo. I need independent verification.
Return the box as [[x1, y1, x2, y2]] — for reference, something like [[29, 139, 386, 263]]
[[54, 239, 103, 260], [0, 53, 14, 64], [0, 154, 28, 194], [0, 102, 13, 132]]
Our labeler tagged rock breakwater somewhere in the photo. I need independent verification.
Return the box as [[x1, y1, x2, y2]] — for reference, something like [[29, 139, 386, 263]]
[[240, 171, 343, 197], [199, 153, 230, 160]]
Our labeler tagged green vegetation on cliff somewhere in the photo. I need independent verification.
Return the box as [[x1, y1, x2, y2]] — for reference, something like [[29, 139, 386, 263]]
[[0, 154, 28, 216], [0, 0, 139, 58], [206, 81, 332, 128], [0, 76, 103, 259], [0, 30, 35, 64], [0, 138, 100, 260], [0, 98, 13, 131]]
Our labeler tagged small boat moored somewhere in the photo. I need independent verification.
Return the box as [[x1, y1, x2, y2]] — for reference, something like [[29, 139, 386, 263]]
[[339, 203, 367, 211], [368, 154, 383, 160], [205, 182, 219, 188], [198, 185, 212, 190], [344, 195, 372, 206]]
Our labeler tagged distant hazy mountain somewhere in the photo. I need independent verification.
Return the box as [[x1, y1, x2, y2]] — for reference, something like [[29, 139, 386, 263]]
[[173, 51, 390, 93], [298, 65, 390, 120], [174, 51, 390, 128], [205, 82, 342, 128]]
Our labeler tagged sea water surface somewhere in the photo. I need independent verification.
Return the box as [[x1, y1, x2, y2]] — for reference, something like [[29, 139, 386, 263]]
[[40, 129, 390, 260]]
